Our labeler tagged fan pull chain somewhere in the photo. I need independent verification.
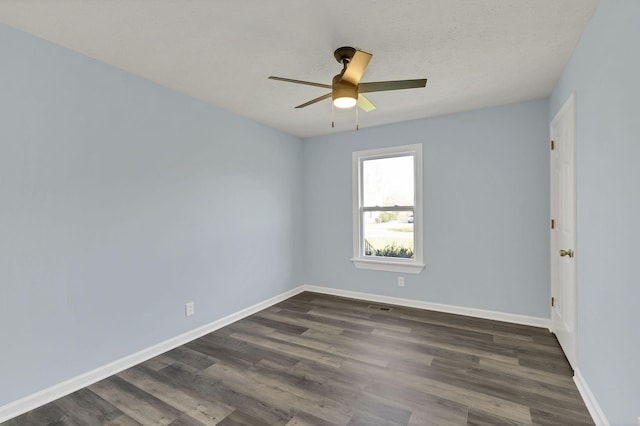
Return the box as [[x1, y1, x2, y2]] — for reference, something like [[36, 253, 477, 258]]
[[331, 102, 335, 128], [356, 104, 359, 131]]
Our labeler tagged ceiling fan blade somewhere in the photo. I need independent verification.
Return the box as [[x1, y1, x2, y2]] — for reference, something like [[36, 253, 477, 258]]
[[357, 94, 376, 112], [295, 93, 332, 109], [341, 50, 372, 85], [359, 79, 427, 93], [268, 76, 331, 89]]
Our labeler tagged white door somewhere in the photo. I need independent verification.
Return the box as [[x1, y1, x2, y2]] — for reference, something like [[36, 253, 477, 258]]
[[550, 93, 578, 370]]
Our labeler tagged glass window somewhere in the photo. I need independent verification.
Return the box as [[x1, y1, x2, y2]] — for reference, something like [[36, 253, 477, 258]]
[[352, 144, 424, 274]]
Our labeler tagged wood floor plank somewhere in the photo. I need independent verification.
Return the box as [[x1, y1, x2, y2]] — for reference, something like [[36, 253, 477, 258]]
[[106, 414, 144, 426], [254, 358, 360, 406], [266, 330, 391, 368], [117, 366, 234, 424], [465, 365, 586, 409], [140, 355, 176, 372], [370, 312, 496, 344], [2, 402, 82, 426], [517, 353, 574, 377], [372, 328, 521, 365], [417, 363, 586, 420], [279, 310, 377, 334], [89, 376, 183, 425], [466, 408, 524, 426], [245, 316, 309, 335], [307, 308, 413, 334], [285, 412, 336, 426], [530, 407, 595, 426], [492, 334, 564, 356], [216, 410, 271, 426], [399, 312, 539, 342], [204, 361, 353, 425], [54, 389, 126, 425], [289, 359, 373, 396], [158, 362, 293, 425], [365, 378, 469, 422], [2, 292, 594, 426], [187, 332, 299, 369], [408, 409, 468, 426], [167, 414, 210, 426], [257, 310, 345, 335], [229, 332, 344, 368], [375, 365, 532, 423], [478, 358, 576, 390], [223, 318, 278, 337], [352, 392, 413, 425], [301, 328, 434, 367], [163, 346, 218, 371], [346, 409, 404, 426]]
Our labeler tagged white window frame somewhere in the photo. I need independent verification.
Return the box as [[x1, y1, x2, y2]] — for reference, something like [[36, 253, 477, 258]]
[[351, 144, 425, 274]]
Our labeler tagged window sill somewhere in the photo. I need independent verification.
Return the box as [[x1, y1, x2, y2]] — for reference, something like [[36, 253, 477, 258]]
[[351, 258, 425, 274]]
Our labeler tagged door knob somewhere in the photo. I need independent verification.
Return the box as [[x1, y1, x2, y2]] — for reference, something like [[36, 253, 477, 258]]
[[559, 249, 574, 258]]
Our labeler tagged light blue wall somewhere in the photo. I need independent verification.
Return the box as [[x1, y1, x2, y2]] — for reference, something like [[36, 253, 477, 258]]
[[303, 99, 550, 318], [0, 24, 303, 406], [550, 1, 640, 423]]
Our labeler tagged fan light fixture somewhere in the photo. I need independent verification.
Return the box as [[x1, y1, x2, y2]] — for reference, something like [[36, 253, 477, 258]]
[[332, 75, 358, 109], [333, 96, 357, 108]]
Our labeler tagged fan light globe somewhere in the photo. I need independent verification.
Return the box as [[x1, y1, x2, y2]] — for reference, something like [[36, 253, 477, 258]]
[[333, 96, 357, 109]]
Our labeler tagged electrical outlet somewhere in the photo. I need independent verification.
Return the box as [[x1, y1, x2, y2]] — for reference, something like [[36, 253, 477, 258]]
[[397, 276, 405, 287], [637, 416, 640, 426], [185, 301, 195, 317]]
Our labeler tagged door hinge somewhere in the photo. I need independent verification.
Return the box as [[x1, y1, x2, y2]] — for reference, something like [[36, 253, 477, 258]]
[[551, 219, 555, 229], [550, 140, 555, 150], [551, 297, 555, 307]]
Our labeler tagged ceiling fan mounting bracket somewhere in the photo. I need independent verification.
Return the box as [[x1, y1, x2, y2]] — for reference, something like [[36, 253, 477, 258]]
[[333, 46, 357, 65]]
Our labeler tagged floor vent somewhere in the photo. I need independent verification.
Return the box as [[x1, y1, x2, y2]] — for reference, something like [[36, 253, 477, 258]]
[[368, 305, 392, 311]]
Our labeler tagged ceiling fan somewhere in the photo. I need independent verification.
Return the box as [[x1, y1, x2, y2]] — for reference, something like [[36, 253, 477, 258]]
[[269, 46, 427, 127]]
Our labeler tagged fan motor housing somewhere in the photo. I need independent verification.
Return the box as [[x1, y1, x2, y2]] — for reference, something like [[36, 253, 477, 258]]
[[332, 73, 358, 102]]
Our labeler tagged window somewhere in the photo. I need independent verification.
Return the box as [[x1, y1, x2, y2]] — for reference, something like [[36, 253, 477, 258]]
[[352, 144, 424, 274]]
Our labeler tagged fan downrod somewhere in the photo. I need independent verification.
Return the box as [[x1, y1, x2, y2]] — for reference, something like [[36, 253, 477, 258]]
[[334, 46, 357, 65]]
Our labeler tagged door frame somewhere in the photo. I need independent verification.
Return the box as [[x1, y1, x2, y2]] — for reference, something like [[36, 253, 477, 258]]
[[550, 92, 578, 370]]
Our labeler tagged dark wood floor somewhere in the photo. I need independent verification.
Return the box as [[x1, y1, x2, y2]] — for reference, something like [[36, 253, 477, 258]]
[[3, 292, 594, 425]]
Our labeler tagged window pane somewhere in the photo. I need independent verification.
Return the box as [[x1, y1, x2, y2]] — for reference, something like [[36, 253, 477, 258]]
[[363, 210, 414, 258], [363, 155, 414, 207]]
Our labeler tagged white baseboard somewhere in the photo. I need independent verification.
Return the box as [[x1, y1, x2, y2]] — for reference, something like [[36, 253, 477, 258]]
[[574, 369, 609, 426], [0, 283, 553, 423], [301, 284, 551, 329], [0, 286, 306, 424]]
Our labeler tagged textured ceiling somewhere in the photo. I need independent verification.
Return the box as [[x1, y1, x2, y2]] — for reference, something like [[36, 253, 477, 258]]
[[0, 1, 598, 138]]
